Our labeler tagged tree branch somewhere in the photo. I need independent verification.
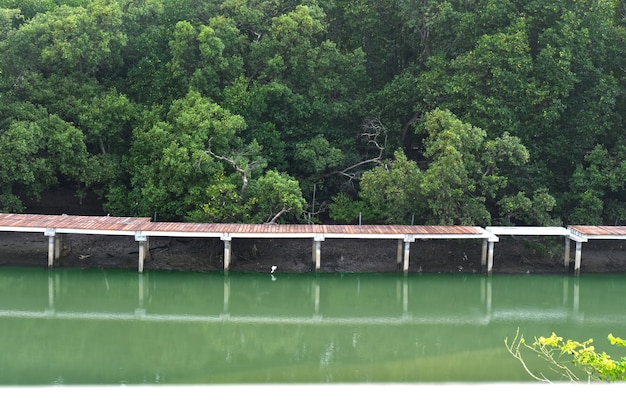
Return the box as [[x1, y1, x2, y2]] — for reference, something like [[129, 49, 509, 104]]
[[266, 206, 292, 224], [206, 138, 248, 199], [323, 117, 388, 188]]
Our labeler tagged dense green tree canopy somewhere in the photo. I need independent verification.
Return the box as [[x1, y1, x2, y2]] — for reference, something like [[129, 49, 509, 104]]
[[0, 0, 624, 225]]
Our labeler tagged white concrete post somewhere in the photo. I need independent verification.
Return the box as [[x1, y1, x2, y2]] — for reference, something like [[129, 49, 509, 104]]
[[564, 237, 571, 268], [403, 241, 411, 273], [222, 234, 232, 271], [135, 233, 147, 273], [45, 228, 56, 267], [313, 234, 324, 272], [574, 241, 582, 275], [315, 241, 321, 271], [487, 241, 495, 274], [138, 242, 145, 273], [402, 235, 415, 273]]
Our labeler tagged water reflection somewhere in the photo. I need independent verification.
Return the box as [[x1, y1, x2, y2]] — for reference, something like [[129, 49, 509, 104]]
[[0, 267, 624, 384], [0, 269, 598, 325]]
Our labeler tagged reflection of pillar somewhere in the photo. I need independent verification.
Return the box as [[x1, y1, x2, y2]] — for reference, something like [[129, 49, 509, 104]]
[[135, 272, 146, 317], [402, 275, 408, 315], [573, 277, 580, 316], [313, 276, 320, 315], [138, 272, 144, 308], [48, 270, 55, 311], [223, 273, 230, 315], [486, 276, 492, 317], [564, 237, 571, 268], [481, 276, 492, 319]]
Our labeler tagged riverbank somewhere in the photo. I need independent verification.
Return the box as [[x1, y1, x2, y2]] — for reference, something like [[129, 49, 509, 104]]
[[1, 230, 625, 274], [7, 187, 624, 274]]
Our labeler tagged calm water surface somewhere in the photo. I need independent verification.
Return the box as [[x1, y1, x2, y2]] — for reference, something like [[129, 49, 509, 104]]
[[0, 266, 624, 385]]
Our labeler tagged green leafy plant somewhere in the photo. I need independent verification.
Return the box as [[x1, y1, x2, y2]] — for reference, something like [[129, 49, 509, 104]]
[[505, 329, 626, 382]]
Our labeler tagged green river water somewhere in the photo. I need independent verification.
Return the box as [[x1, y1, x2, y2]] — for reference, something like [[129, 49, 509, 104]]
[[0, 266, 624, 385]]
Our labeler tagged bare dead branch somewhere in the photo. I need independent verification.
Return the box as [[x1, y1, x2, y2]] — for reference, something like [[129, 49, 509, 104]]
[[205, 138, 248, 199], [324, 118, 388, 187]]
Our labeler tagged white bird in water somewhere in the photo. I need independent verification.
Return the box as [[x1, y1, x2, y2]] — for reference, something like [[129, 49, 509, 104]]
[[270, 265, 277, 274]]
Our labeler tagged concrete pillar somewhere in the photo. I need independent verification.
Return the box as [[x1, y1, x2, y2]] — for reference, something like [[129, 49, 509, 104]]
[[138, 241, 146, 273], [314, 240, 321, 271], [45, 228, 56, 267], [487, 241, 495, 274], [402, 241, 411, 273], [397, 239, 403, 266], [574, 241, 582, 275], [135, 233, 147, 273], [224, 240, 231, 270], [564, 237, 571, 268], [402, 235, 415, 274], [220, 234, 233, 271], [313, 235, 324, 272]]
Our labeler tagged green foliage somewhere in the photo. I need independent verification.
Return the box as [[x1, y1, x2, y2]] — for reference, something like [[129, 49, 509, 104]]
[[186, 171, 250, 223], [77, 89, 136, 155], [359, 150, 422, 224], [346, 109, 555, 226], [328, 193, 367, 224], [0, 0, 625, 225], [506, 330, 626, 382], [497, 189, 559, 226], [122, 90, 247, 220], [0, 121, 52, 210], [4, 1, 127, 76], [418, 109, 535, 225], [567, 145, 626, 225], [247, 169, 306, 223]]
